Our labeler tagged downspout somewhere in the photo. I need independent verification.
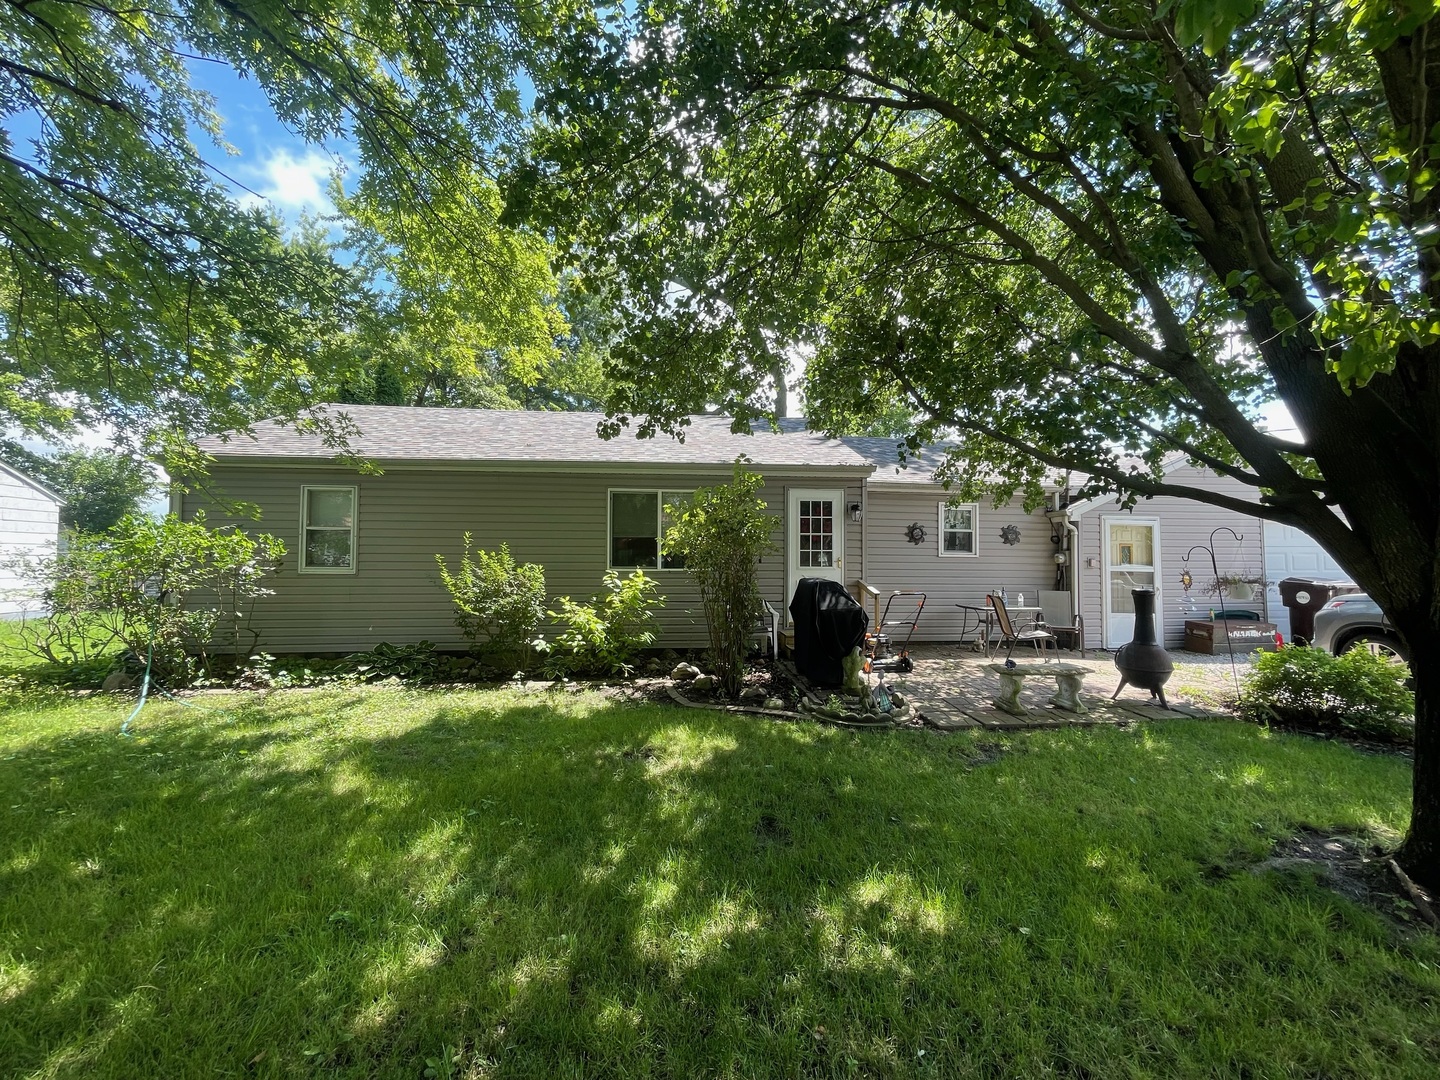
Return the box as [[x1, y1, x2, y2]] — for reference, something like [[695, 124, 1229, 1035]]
[[860, 480, 868, 586]]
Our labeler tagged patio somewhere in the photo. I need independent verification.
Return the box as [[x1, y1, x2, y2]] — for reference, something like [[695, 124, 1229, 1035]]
[[886, 642, 1255, 730]]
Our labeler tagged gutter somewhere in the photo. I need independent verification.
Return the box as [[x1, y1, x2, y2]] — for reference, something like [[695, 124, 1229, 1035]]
[[197, 456, 876, 478]]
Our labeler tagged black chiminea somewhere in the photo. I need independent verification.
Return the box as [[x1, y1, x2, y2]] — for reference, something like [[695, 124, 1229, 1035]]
[[1112, 588, 1174, 709]]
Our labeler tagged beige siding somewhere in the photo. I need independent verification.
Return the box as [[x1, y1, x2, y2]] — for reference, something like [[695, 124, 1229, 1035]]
[[856, 485, 1059, 641], [184, 465, 863, 652], [0, 471, 60, 614], [1073, 465, 1266, 650]]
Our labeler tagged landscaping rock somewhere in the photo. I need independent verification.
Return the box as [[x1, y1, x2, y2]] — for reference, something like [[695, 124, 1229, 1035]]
[[690, 674, 718, 692], [739, 686, 767, 703], [672, 662, 702, 682], [102, 671, 138, 692], [763, 697, 786, 710]]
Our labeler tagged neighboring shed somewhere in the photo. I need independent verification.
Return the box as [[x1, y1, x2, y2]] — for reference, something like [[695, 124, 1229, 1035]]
[[0, 461, 63, 616], [1067, 460, 1266, 650], [185, 408, 871, 652]]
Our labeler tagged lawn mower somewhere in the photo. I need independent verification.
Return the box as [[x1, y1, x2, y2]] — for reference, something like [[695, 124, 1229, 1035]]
[[864, 590, 926, 673]]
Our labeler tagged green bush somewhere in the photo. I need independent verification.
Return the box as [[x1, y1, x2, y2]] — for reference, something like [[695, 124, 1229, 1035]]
[[12, 512, 284, 687], [435, 537, 546, 671], [663, 463, 778, 698], [1238, 645, 1414, 743], [546, 570, 664, 677], [347, 641, 441, 683]]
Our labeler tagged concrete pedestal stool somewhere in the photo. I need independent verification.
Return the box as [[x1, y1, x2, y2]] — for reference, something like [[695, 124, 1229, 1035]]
[[986, 663, 1091, 716]]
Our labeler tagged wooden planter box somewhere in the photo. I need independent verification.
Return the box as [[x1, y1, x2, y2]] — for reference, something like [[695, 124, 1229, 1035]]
[[1184, 618, 1279, 654]]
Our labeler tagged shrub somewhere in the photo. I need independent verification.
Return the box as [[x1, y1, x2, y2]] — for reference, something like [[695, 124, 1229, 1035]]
[[546, 570, 664, 677], [347, 641, 442, 682], [435, 537, 546, 671], [12, 512, 284, 686], [663, 463, 778, 697], [1238, 645, 1414, 743]]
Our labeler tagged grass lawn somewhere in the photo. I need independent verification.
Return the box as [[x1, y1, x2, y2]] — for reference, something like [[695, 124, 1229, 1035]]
[[1, 686, 1437, 1078]]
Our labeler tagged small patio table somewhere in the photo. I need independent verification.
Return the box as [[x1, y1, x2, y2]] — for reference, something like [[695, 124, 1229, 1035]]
[[955, 604, 1044, 657]]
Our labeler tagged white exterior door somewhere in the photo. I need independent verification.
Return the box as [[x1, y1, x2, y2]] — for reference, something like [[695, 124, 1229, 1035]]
[[1102, 517, 1161, 649], [787, 488, 846, 613]]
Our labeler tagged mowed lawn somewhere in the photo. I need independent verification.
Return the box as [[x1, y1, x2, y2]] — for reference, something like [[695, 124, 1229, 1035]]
[[1, 686, 1437, 1079]]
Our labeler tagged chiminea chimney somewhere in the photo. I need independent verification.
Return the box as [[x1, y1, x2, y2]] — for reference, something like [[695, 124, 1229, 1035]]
[[1111, 588, 1174, 709]]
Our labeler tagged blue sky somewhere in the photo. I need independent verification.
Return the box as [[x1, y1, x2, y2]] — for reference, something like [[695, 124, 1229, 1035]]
[[187, 63, 346, 220]]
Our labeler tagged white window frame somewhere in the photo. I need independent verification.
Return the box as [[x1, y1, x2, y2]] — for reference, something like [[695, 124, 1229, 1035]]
[[607, 489, 692, 572], [938, 502, 979, 558], [299, 485, 358, 575]]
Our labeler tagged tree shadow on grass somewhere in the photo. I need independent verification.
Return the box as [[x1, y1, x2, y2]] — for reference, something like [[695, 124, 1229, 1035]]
[[1, 691, 1437, 1078]]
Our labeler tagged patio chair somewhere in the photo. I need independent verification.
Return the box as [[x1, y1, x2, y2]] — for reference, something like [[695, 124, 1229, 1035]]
[[753, 598, 780, 658], [990, 594, 1057, 662], [1038, 589, 1086, 658]]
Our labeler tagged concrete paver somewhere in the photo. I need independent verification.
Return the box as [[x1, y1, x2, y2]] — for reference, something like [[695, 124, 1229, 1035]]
[[891, 642, 1244, 731]]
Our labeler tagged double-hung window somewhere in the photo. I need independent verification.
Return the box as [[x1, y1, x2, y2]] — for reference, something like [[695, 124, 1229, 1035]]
[[300, 486, 357, 572], [609, 490, 689, 570], [939, 502, 978, 557]]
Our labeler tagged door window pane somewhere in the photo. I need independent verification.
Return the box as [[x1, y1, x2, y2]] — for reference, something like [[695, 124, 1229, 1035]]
[[1109, 570, 1156, 612], [1109, 524, 1153, 566], [799, 499, 834, 567]]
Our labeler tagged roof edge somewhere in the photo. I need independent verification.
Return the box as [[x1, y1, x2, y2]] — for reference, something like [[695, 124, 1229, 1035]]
[[0, 460, 64, 505]]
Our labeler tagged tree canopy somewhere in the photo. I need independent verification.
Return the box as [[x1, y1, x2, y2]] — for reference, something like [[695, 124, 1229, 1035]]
[[2, 443, 155, 534], [0, 0, 592, 458], [514, 0, 1440, 883]]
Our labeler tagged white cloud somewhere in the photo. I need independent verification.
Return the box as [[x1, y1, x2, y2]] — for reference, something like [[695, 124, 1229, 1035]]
[[238, 148, 340, 215]]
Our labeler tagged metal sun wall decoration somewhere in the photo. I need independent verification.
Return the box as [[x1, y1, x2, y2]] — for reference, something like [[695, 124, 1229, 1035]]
[[905, 522, 927, 545], [999, 524, 1021, 546]]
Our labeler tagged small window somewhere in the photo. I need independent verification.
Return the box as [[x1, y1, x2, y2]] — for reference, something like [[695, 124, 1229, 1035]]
[[609, 489, 689, 570], [300, 486, 356, 573], [939, 503, 978, 557]]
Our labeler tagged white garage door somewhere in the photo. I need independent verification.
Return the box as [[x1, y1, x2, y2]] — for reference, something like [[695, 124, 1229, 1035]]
[[1263, 520, 1348, 639]]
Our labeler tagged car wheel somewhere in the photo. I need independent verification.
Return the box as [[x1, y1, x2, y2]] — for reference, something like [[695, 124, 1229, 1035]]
[[1336, 631, 1410, 663]]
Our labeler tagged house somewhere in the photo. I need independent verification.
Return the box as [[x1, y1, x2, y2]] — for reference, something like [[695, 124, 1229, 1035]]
[[0, 460, 63, 616], [182, 407, 1271, 653], [822, 440, 1266, 650], [1062, 461, 1267, 650], [183, 408, 870, 652]]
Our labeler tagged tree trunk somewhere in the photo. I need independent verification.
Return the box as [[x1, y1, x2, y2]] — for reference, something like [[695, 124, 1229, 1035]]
[[1398, 633, 1440, 892]]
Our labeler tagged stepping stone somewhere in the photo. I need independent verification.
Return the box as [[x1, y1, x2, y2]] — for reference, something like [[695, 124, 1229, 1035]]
[[924, 712, 979, 730], [978, 715, 1033, 729]]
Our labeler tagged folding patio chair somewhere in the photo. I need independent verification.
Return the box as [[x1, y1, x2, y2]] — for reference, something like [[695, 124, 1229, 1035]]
[[1038, 589, 1086, 658], [990, 594, 1057, 661]]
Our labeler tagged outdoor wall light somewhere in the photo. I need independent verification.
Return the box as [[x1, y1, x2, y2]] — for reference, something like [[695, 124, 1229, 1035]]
[[850, 503, 863, 522]]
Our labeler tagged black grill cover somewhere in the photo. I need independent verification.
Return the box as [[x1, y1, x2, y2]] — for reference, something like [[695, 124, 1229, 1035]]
[[789, 578, 869, 687]]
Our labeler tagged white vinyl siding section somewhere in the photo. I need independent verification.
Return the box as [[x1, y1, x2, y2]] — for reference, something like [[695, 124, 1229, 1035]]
[[185, 466, 864, 651], [299, 486, 357, 573], [938, 503, 978, 557], [1073, 464, 1265, 649], [0, 465, 62, 615], [861, 487, 1054, 641]]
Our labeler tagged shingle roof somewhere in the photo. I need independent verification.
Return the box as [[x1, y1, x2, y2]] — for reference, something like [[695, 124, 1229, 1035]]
[[196, 406, 872, 470]]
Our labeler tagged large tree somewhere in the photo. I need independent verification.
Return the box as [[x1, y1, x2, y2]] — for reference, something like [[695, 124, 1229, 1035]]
[[514, 0, 1440, 886], [0, 0, 559, 454]]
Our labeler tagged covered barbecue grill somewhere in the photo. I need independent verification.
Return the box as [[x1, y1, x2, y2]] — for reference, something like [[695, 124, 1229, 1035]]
[[788, 578, 869, 687]]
